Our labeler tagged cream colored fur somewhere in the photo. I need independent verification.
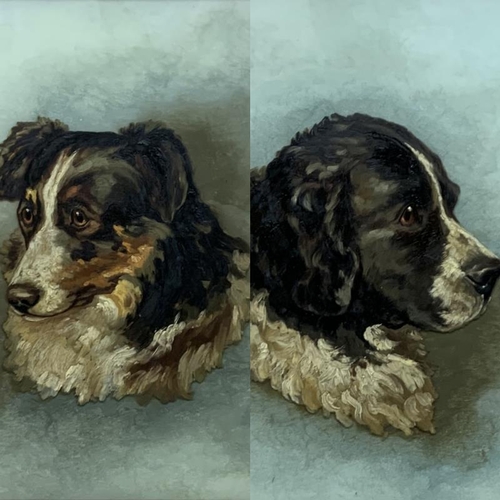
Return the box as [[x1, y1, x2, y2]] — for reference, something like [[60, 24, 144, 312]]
[[1, 229, 249, 404], [250, 292, 436, 436]]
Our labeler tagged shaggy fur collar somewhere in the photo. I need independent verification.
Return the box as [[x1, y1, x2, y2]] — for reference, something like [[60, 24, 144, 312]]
[[250, 292, 436, 436], [1, 229, 249, 404]]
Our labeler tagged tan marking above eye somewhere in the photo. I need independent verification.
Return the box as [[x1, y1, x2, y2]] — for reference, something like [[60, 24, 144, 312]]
[[62, 185, 81, 201], [25, 188, 37, 204]]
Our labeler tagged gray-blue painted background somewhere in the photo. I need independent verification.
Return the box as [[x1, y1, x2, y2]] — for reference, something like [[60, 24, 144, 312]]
[[251, 0, 500, 256], [1, 0, 500, 498]]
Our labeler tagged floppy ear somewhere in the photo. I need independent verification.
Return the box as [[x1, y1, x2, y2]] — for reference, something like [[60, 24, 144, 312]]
[[0, 117, 69, 200], [119, 121, 190, 223], [288, 166, 360, 316]]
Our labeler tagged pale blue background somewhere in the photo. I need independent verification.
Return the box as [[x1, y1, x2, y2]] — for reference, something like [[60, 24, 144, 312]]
[[0, 1, 249, 499], [251, 1, 500, 499]]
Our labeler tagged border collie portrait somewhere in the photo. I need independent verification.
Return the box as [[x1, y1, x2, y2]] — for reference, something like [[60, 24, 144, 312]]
[[0, 117, 249, 404], [250, 113, 500, 435]]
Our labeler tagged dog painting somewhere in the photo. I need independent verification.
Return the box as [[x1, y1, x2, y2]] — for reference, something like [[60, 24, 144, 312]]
[[0, 117, 249, 404], [250, 113, 500, 435]]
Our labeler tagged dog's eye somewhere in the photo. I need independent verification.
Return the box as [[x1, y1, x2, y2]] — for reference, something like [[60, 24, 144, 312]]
[[71, 209, 89, 228], [20, 207, 35, 226], [399, 205, 418, 227]]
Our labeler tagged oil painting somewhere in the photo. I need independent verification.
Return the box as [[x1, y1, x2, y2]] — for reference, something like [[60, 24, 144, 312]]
[[250, 1, 500, 499], [0, 1, 250, 499], [2, 0, 500, 499], [251, 112, 500, 435], [0, 117, 249, 404]]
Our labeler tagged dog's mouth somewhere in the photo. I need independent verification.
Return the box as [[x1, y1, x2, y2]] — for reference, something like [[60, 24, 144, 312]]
[[8, 289, 99, 321], [9, 306, 73, 321], [8, 299, 91, 321]]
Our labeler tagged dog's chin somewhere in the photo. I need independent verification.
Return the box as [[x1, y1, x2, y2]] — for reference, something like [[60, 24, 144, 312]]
[[411, 307, 486, 334]]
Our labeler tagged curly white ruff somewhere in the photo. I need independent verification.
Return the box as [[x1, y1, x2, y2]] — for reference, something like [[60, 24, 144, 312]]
[[2, 249, 249, 405], [250, 292, 436, 436]]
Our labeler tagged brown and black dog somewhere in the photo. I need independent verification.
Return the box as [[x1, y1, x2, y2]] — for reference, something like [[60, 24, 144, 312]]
[[0, 117, 249, 404], [251, 113, 500, 435]]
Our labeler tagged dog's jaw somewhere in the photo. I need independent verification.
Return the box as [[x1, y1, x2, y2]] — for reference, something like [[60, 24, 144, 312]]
[[2, 242, 250, 404], [3, 281, 141, 403]]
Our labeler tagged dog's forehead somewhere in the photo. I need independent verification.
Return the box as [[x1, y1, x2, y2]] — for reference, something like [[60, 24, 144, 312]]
[[28, 147, 139, 202], [350, 142, 435, 215], [62, 150, 140, 194], [350, 167, 400, 214]]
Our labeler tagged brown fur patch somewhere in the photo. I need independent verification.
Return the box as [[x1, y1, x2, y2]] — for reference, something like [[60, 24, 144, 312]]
[[59, 184, 81, 201], [125, 300, 234, 402], [60, 226, 160, 297], [25, 188, 37, 204], [1, 221, 249, 404], [107, 278, 143, 320]]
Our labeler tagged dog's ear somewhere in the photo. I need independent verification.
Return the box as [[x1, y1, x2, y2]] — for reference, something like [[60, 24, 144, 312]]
[[288, 165, 360, 316], [0, 117, 69, 200], [119, 121, 191, 223]]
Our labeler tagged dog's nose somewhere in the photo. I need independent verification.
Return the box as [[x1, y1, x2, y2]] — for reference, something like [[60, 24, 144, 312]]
[[7, 284, 40, 314], [466, 259, 500, 297]]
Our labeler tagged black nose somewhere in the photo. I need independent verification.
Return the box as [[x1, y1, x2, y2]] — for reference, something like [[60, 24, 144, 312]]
[[466, 259, 500, 297], [7, 284, 41, 314]]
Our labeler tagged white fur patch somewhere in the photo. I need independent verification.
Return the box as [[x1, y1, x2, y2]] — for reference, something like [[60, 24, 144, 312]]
[[250, 292, 436, 436], [10, 151, 77, 315], [250, 142, 499, 437], [2, 245, 250, 404], [405, 143, 497, 329]]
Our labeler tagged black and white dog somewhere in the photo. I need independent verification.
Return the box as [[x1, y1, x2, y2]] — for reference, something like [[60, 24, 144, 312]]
[[0, 117, 249, 404], [251, 113, 500, 435]]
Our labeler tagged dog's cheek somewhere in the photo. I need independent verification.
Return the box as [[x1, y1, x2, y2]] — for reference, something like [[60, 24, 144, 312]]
[[358, 233, 407, 292], [97, 278, 144, 329], [59, 233, 160, 301]]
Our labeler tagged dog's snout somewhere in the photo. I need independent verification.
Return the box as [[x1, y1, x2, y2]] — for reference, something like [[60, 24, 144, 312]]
[[7, 284, 41, 314], [466, 259, 500, 297]]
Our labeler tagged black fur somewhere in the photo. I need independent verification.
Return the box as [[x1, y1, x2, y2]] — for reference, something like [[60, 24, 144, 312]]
[[251, 113, 498, 356], [70, 241, 97, 262], [0, 117, 247, 348]]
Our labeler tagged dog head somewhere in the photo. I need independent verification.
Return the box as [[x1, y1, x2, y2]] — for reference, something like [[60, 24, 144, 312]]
[[253, 113, 500, 333], [0, 117, 232, 344]]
